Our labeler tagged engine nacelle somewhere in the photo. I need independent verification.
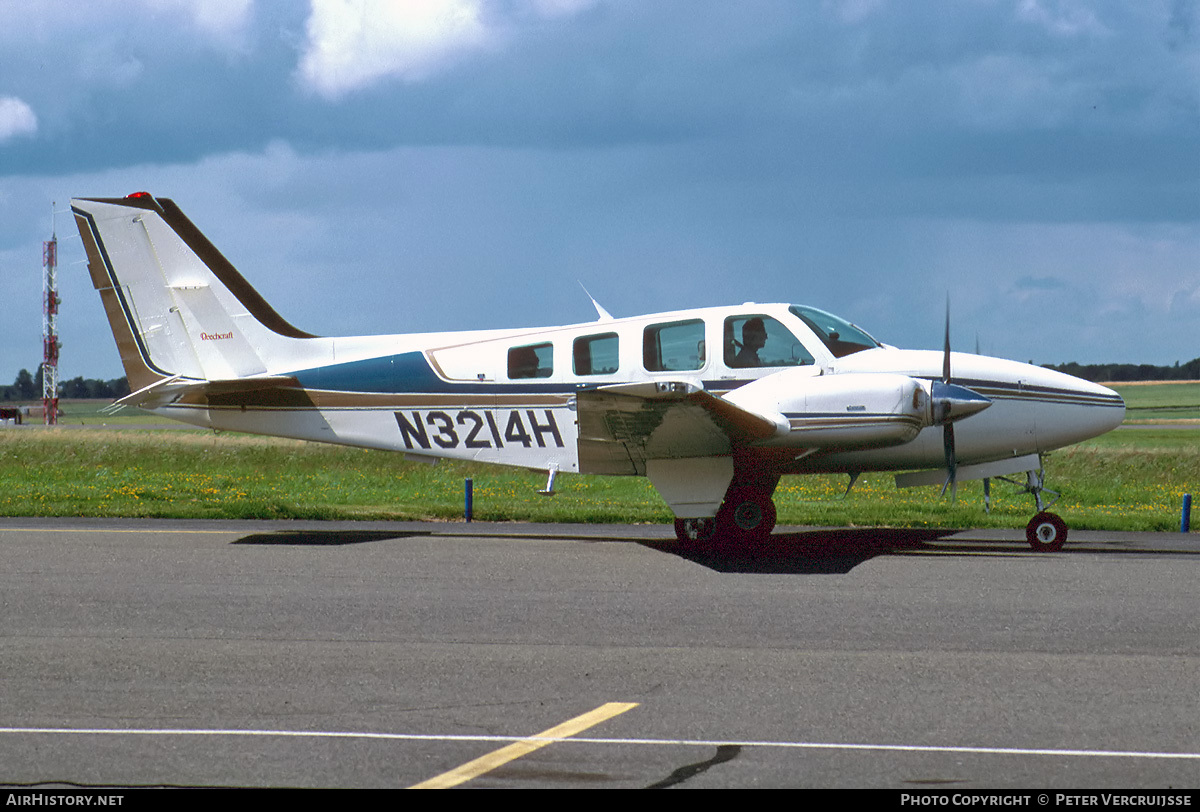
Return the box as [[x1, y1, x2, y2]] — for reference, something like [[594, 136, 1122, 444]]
[[723, 370, 933, 451]]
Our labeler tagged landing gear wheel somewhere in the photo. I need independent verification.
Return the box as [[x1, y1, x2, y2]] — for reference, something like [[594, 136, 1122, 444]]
[[723, 487, 777, 541], [1026, 511, 1067, 552], [675, 517, 718, 544], [673, 485, 779, 548]]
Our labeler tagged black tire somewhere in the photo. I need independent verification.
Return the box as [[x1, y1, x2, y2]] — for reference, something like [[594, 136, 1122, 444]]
[[723, 487, 777, 540], [1026, 511, 1067, 552]]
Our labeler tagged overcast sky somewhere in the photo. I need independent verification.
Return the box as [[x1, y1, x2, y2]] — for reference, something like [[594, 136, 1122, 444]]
[[1, 0, 1197, 384]]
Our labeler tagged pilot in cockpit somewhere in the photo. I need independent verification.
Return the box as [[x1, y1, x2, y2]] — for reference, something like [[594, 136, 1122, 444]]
[[734, 317, 767, 367]]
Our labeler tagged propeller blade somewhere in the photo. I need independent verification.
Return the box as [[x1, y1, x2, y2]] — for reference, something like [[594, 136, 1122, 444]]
[[940, 423, 957, 499], [940, 295, 956, 500], [942, 296, 951, 384]]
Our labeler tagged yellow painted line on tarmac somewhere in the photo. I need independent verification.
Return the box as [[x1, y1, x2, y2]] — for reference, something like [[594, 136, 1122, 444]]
[[410, 702, 639, 789]]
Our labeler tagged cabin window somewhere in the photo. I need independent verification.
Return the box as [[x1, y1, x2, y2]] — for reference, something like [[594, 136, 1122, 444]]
[[643, 319, 705, 372], [724, 315, 815, 369], [508, 342, 553, 379], [573, 333, 619, 376]]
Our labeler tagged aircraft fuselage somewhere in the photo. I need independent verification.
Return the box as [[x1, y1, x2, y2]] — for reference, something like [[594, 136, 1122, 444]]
[[144, 303, 1123, 477]]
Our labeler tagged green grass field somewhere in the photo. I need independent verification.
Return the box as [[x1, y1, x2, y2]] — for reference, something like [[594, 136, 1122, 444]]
[[1110, 381, 1200, 422], [0, 425, 1194, 532], [1, 383, 1195, 531]]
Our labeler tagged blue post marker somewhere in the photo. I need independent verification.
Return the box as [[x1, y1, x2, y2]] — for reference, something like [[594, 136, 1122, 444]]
[[465, 478, 473, 523], [1183, 494, 1192, 533]]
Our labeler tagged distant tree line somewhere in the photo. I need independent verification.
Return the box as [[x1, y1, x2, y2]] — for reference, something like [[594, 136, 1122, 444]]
[[1044, 357, 1200, 383], [1, 366, 130, 401]]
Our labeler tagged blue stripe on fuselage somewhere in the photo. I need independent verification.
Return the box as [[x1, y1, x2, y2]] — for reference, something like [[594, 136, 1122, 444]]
[[287, 351, 571, 394]]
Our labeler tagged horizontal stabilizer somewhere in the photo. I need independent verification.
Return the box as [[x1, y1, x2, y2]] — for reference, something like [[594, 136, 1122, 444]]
[[114, 375, 302, 410]]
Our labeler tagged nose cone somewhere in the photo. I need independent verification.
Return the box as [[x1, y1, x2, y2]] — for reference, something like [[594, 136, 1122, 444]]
[[1031, 369, 1126, 450], [1084, 380, 1127, 435]]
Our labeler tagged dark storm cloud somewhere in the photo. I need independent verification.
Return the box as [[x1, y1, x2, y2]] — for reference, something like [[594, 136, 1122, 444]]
[[0, 0, 1197, 378], [0, 3, 305, 175], [4, 1, 1196, 185]]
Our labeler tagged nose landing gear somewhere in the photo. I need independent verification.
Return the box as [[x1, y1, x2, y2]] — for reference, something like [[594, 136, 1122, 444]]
[[1026, 511, 1067, 552], [995, 465, 1068, 552]]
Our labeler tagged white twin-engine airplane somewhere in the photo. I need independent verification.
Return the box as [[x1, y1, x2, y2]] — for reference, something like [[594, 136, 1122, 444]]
[[73, 193, 1126, 551]]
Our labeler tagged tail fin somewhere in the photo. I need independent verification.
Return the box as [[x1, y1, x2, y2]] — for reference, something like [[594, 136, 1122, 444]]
[[72, 194, 319, 391]]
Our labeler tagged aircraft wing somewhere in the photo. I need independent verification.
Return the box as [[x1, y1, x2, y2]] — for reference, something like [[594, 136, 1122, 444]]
[[575, 381, 781, 475]]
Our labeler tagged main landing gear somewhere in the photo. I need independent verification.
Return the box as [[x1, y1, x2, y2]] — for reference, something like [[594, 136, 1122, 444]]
[[674, 484, 778, 546]]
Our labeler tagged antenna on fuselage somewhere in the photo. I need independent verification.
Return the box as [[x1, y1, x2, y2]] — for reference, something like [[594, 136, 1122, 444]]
[[578, 282, 614, 321]]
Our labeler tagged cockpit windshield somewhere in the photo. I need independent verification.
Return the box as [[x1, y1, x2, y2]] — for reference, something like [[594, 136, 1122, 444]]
[[788, 305, 881, 358]]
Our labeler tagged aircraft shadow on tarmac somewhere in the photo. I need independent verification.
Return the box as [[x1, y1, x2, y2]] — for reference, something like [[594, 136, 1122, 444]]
[[656, 529, 1200, 573], [657, 527, 949, 574], [232, 530, 431, 546], [225, 526, 944, 567], [225, 526, 1200, 572]]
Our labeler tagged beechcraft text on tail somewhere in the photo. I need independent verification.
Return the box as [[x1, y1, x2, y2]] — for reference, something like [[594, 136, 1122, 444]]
[[72, 193, 1125, 550]]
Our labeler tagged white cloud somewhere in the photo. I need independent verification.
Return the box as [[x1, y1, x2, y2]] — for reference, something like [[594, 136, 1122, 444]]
[[0, 97, 37, 141], [296, 0, 601, 98], [166, 0, 255, 40], [1017, 0, 1107, 37], [123, 0, 255, 43], [298, 0, 491, 97]]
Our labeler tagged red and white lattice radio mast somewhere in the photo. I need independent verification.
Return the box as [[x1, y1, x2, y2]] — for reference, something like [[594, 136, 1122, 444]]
[[42, 208, 59, 426]]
